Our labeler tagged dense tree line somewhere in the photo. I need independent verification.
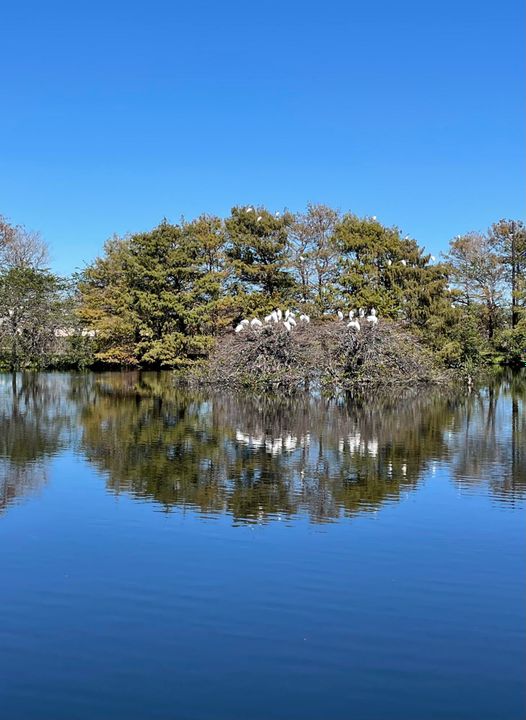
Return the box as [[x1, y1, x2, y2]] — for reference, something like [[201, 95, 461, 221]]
[[0, 207, 524, 371]]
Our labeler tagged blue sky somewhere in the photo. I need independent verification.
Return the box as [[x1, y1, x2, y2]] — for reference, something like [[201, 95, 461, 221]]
[[1, 0, 524, 275]]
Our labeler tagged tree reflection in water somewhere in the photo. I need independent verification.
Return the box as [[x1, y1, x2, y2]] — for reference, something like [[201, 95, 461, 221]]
[[0, 373, 76, 512], [0, 371, 524, 520], [75, 370, 525, 523]]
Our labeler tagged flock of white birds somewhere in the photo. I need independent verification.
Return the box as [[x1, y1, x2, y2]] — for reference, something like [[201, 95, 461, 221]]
[[235, 307, 379, 334]]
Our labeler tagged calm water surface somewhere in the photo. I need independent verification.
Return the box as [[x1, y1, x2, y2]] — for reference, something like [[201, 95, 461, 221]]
[[0, 371, 525, 720]]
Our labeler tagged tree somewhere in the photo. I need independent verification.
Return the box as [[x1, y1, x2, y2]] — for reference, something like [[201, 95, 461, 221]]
[[180, 214, 234, 332], [333, 215, 449, 327], [489, 219, 526, 329], [289, 203, 340, 313], [225, 206, 295, 313], [0, 216, 69, 369], [0, 215, 48, 270], [77, 220, 228, 366], [443, 232, 506, 340]]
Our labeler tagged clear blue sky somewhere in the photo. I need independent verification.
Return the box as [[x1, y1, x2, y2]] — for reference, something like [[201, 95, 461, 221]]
[[1, 0, 524, 275]]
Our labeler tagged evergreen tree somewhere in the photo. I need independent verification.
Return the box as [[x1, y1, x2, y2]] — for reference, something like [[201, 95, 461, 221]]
[[333, 214, 449, 327], [78, 221, 227, 366], [225, 206, 295, 313]]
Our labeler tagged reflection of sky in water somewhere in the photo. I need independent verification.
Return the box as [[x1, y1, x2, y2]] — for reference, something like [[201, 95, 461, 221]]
[[0, 373, 524, 720]]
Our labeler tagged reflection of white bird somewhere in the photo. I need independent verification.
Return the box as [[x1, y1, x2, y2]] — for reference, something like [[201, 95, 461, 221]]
[[299, 313, 310, 323], [366, 308, 379, 325], [251, 318, 263, 328], [367, 439, 379, 457], [337, 310, 344, 320]]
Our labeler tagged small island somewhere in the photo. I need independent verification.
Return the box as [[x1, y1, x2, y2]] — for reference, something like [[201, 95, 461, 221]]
[[0, 208, 524, 391]]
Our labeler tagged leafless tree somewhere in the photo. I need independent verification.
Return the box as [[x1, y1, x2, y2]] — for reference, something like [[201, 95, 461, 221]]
[[0, 215, 49, 270]]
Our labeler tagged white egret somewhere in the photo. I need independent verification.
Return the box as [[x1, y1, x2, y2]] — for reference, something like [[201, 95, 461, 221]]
[[387, 259, 392, 266], [299, 314, 310, 323], [277, 308, 283, 321], [235, 323, 244, 333], [271, 310, 279, 323], [241, 319, 250, 327], [264, 313, 273, 323], [284, 309, 291, 320], [366, 308, 379, 325], [337, 310, 344, 320], [400, 259, 407, 266], [246, 206, 253, 212], [288, 316, 297, 327], [251, 318, 263, 328], [347, 317, 360, 331], [257, 216, 263, 222], [349, 310, 355, 320], [283, 320, 292, 331], [358, 308, 365, 319]]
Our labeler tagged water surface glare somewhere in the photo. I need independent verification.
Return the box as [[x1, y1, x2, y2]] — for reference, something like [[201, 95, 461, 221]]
[[0, 371, 525, 720]]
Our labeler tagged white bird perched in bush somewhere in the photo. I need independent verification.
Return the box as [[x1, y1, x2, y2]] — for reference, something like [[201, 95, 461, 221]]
[[358, 308, 365, 319], [283, 320, 292, 331], [299, 314, 310, 323], [387, 259, 392, 266], [251, 318, 263, 328], [271, 310, 278, 323], [241, 319, 250, 327], [235, 323, 245, 333], [400, 259, 407, 266], [337, 310, 344, 320], [257, 216, 263, 222], [284, 309, 291, 320], [367, 308, 379, 325], [246, 206, 253, 212], [264, 313, 273, 323], [277, 308, 283, 321], [347, 311, 360, 331], [288, 316, 297, 327]]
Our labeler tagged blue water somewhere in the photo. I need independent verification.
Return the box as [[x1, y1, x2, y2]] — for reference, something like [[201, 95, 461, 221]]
[[0, 372, 524, 719]]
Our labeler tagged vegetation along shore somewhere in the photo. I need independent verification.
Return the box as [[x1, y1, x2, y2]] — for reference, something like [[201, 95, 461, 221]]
[[0, 206, 524, 392]]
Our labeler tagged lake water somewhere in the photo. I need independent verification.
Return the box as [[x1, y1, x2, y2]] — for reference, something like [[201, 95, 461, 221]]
[[0, 371, 524, 720]]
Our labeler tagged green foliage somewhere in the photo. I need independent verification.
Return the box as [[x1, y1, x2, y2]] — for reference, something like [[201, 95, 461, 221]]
[[225, 206, 296, 313], [0, 266, 70, 369], [333, 215, 449, 327], [5, 206, 524, 376], [78, 219, 231, 367]]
